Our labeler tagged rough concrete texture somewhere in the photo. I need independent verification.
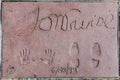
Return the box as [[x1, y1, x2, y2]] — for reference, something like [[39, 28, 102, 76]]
[[2, 2, 118, 78]]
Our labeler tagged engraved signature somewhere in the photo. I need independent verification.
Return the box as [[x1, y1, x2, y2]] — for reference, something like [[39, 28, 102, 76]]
[[37, 9, 114, 32], [17, 8, 115, 37], [51, 61, 79, 75]]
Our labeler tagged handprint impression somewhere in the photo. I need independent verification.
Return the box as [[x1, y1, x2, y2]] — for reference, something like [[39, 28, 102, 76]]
[[19, 49, 30, 65], [40, 49, 55, 65]]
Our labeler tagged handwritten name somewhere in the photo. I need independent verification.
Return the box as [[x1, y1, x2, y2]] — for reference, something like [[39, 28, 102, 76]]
[[51, 60, 79, 75], [33, 8, 115, 32]]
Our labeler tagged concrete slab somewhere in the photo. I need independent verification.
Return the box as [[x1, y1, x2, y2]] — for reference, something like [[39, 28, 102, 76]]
[[2, 2, 118, 78]]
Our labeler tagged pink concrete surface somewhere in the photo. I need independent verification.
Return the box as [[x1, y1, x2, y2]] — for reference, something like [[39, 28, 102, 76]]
[[2, 2, 118, 78]]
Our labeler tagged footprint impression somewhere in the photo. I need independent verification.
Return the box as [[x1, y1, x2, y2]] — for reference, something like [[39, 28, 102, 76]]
[[91, 42, 101, 68], [69, 42, 80, 69]]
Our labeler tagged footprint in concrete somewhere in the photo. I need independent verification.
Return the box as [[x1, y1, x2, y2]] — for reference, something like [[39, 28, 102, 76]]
[[69, 58, 80, 68], [69, 42, 80, 68], [92, 42, 101, 57], [91, 42, 101, 68], [69, 42, 79, 57]]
